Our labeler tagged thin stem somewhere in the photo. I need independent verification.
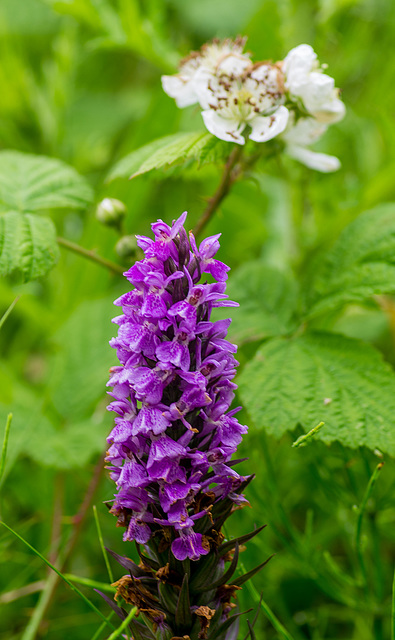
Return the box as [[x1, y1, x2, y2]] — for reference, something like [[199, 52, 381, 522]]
[[0, 580, 46, 604], [64, 574, 116, 593], [238, 559, 295, 640], [57, 236, 125, 275], [391, 566, 395, 640], [0, 414, 12, 487], [355, 462, 384, 592], [49, 474, 64, 566], [0, 296, 20, 331], [93, 505, 114, 583], [107, 607, 137, 640], [0, 522, 115, 632], [21, 571, 60, 640], [193, 146, 243, 238], [91, 611, 116, 640]]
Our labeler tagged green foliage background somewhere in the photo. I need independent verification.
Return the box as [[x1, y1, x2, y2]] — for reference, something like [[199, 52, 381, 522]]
[[1, 0, 395, 639]]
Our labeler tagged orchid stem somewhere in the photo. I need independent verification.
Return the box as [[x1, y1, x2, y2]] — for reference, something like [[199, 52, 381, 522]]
[[57, 236, 125, 275], [193, 145, 243, 238]]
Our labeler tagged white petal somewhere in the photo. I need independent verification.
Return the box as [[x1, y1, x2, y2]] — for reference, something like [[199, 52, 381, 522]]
[[284, 44, 317, 88], [312, 99, 346, 124], [283, 117, 327, 146], [250, 64, 282, 93], [201, 110, 245, 145], [193, 67, 218, 110], [286, 145, 341, 172], [249, 106, 289, 143], [297, 72, 334, 109], [217, 53, 251, 76], [161, 75, 198, 108]]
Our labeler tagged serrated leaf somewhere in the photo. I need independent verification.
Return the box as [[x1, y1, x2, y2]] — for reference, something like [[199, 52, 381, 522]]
[[0, 383, 54, 480], [0, 151, 93, 281], [216, 262, 298, 344], [308, 203, 395, 318], [107, 131, 229, 181], [0, 150, 93, 212], [0, 211, 59, 280], [0, 384, 107, 473], [239, 331, 395, 456], [27, 418, 108, 469]]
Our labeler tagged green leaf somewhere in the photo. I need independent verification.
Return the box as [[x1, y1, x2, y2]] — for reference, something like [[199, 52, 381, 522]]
[[0, 151, 93, 281], [308, 203, 395, 318], [0, 211, 59, 280], [216, 262, 298, 345], [0, 413, 12, 486], [107, 131, 230, 181], [47, 297, 115, 421], [0, 384, 108, 473], [0, 383, 56, 479], [175, 574, 192, 631], [208, 610, 253, 640], [27, 418, 108, 470], [239, 331, 395, 455], [232, 555, 274, 587], [0, 150, 93, 213], [218, 525, 267, 557]]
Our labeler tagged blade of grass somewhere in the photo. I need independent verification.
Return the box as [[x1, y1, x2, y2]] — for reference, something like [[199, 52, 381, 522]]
[[0, 413, 12, 485], [64, 573, 116, 593], [238, 559, 295, 640], [91, 611, 116, 640], [93, 505, 114, 583], [0, 296, 20, 331], [22, 571, 59, 640], [107, 607, 137, 640], [17, 454, 106, 640], [392, 566, 395, 640], [355, 462, 384, 589], [0, 521, 116, 631], [0, 580, 46, 604]]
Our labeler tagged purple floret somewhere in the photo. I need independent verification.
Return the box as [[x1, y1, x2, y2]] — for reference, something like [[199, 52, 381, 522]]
[[106, 212, 248, 561]]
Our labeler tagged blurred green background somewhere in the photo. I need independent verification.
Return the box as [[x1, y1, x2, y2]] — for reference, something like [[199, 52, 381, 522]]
[[1, 0, 395, 638]]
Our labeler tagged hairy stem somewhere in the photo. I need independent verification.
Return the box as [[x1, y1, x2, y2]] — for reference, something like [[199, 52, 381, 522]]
[[193, 146, 243, 238], [57, 236, 125, 275]]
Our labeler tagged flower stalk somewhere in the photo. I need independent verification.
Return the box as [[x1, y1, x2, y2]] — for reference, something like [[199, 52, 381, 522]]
[[193, 146, 243, 238]]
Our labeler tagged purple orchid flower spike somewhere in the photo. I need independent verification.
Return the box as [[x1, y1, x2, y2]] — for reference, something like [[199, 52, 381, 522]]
[[104, 213, 269, 640]]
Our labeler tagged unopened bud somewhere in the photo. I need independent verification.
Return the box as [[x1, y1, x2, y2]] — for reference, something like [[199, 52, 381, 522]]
[[115, 235, 138, 258], [96, 198, 126, 226]]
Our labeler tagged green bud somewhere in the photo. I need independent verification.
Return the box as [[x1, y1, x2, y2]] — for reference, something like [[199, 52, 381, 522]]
[[96, 198, 126, 226], [115, 235, 138, 258]]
